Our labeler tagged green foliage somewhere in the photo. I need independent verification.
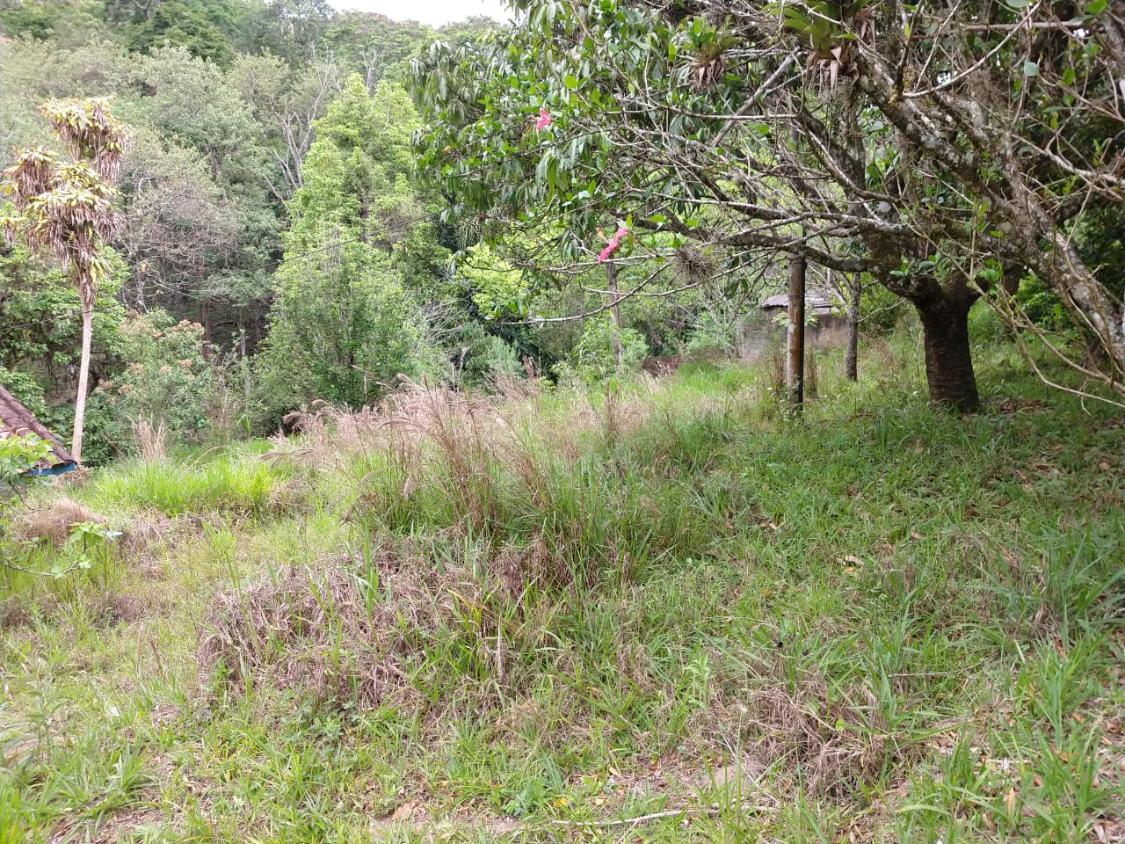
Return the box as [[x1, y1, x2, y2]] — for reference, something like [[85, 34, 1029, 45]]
[[325, 12, 433, 84], [0, 434, 49, 546], [46, 520, 122, 578], [115, 0, 239, 64], [458, 242, 531, 319], [238, 0, 334, 67], [94, 311, 214, 451], [257, 240, 433, 418], [0, 365, 48, 421], [560, 314, 648, 382], [257, 76, 439, 420], [859, 280, 904, 334], [0, 0, 105, 43], [454, 321, 523, 387], [685, 309, 737, 356], [287, 76, 420, 249], [0, 1, 58, 39], [1014, 274, 1071, 332], [0, 434, 50, 486], [0, 243, 126, 373]]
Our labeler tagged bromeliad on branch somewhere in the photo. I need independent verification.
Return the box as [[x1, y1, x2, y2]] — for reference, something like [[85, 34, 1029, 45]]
[[597, 226, 628, 263]]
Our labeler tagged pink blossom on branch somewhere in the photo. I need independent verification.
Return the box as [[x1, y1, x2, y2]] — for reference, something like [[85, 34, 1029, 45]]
[[597, 226, 629, 262], [534, 107, 552, 131]]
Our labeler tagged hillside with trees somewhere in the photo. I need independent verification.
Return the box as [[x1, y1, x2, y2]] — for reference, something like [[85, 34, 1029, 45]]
[[0, 1, 1122, 841]]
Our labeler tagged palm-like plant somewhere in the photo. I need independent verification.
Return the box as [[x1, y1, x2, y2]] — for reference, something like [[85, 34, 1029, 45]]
[[1, 100, 126, 464]]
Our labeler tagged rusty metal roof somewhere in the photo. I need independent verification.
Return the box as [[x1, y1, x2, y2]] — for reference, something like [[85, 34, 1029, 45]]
[[0, 384, 76, 473], [760, 287, 843, 313]]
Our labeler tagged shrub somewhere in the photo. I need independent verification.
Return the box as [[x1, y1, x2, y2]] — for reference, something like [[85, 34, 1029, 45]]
[[255, 242, 436, 425], [562, 315, 648, 382], [1013, 274, 1071, 332], [685, 309, 737, 357], [94, 311, 213, 453], [0, 366, 48, 421], [859, 281, 905, 334], [0, 435, 50, 489], [456, 323, 523, 388]]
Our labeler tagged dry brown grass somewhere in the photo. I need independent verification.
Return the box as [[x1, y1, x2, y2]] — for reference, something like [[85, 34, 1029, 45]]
[[197, 539, 559, 711], [723, 680, 892, 800], [199, 557, 416, 709], [271, 378, 653, 471], [268, 381, 658, 538], [131, 418, 167, 463], [16, 497, 103, 546]]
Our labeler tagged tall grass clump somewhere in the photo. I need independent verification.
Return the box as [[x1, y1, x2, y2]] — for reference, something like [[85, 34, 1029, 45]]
[[94, 456, 281, 516]]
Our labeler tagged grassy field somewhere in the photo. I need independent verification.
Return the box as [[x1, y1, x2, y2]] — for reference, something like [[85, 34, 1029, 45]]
[[1, 332, 1122, 842]]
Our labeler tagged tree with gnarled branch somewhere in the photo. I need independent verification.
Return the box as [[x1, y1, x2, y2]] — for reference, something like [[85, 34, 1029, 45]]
[[414, 0, 1125, 410]]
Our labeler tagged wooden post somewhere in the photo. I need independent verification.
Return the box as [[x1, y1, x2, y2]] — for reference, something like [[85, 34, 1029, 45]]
[[605, 261, 624, 370], [845, 273, 860, 381], [787, 254, 806, 411]]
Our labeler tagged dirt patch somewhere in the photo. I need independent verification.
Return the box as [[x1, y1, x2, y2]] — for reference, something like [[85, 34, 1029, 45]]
[[16, 497, 103, 546], [994, 397, 1050, 414], [368, 803, 521, 839], [0, 597, 31, 631], [89, 593, 147, 627]]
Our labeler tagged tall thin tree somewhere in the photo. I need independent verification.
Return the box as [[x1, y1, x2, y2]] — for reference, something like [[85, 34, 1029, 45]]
[[2, 100, 126, 463]]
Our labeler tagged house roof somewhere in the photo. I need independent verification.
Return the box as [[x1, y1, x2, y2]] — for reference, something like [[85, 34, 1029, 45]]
[[761, 287, 843, 315], [0, 384, 77, 474]]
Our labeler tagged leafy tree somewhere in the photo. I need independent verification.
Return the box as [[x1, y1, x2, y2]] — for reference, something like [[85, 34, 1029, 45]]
[[414, 0, 1125, 409], [257, 75, 436, 419], [258, 238, 432, 416], [2, 99, 125, 463], [94, 311, 214, 451], [0, 36, 133, 167], [238, 0, 334, 67], [0, 242, 126, 418], [126, 45, 282, 347], [227, 52, 340, 201], [116, 125, 240, 310], [109, 0, 240, 64], [325, 12, 433, 87], [0, 0, 108, 45]]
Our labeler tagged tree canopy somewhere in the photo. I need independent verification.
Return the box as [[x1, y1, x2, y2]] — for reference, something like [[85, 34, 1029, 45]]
[[414, 0, 1125, 408]]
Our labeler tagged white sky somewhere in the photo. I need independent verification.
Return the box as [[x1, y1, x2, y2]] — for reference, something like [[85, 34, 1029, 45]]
[[329, 0, 511, 27]]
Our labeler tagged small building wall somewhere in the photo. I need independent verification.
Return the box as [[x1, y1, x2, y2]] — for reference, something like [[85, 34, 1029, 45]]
[[737, 309, 848, 361]]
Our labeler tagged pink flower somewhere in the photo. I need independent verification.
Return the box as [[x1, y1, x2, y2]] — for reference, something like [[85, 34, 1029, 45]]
[[534, 107, 552, 131], [597, 226, 629, 262]]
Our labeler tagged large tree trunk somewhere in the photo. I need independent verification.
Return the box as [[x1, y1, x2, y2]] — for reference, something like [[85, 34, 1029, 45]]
[[915, 294, 979, 411], [71, 306, 93, 464], [844, 273, 860, 381], [787, 255, 806, 410]]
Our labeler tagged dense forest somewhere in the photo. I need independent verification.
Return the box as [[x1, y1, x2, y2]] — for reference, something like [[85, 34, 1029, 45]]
[[0, 2, 1122, 840], [1, 0, 511, 462]]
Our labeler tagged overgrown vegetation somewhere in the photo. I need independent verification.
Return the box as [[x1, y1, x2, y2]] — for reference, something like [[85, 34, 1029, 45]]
[[1, 337, 1121, 841], [1, 1, 1123, 840]]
